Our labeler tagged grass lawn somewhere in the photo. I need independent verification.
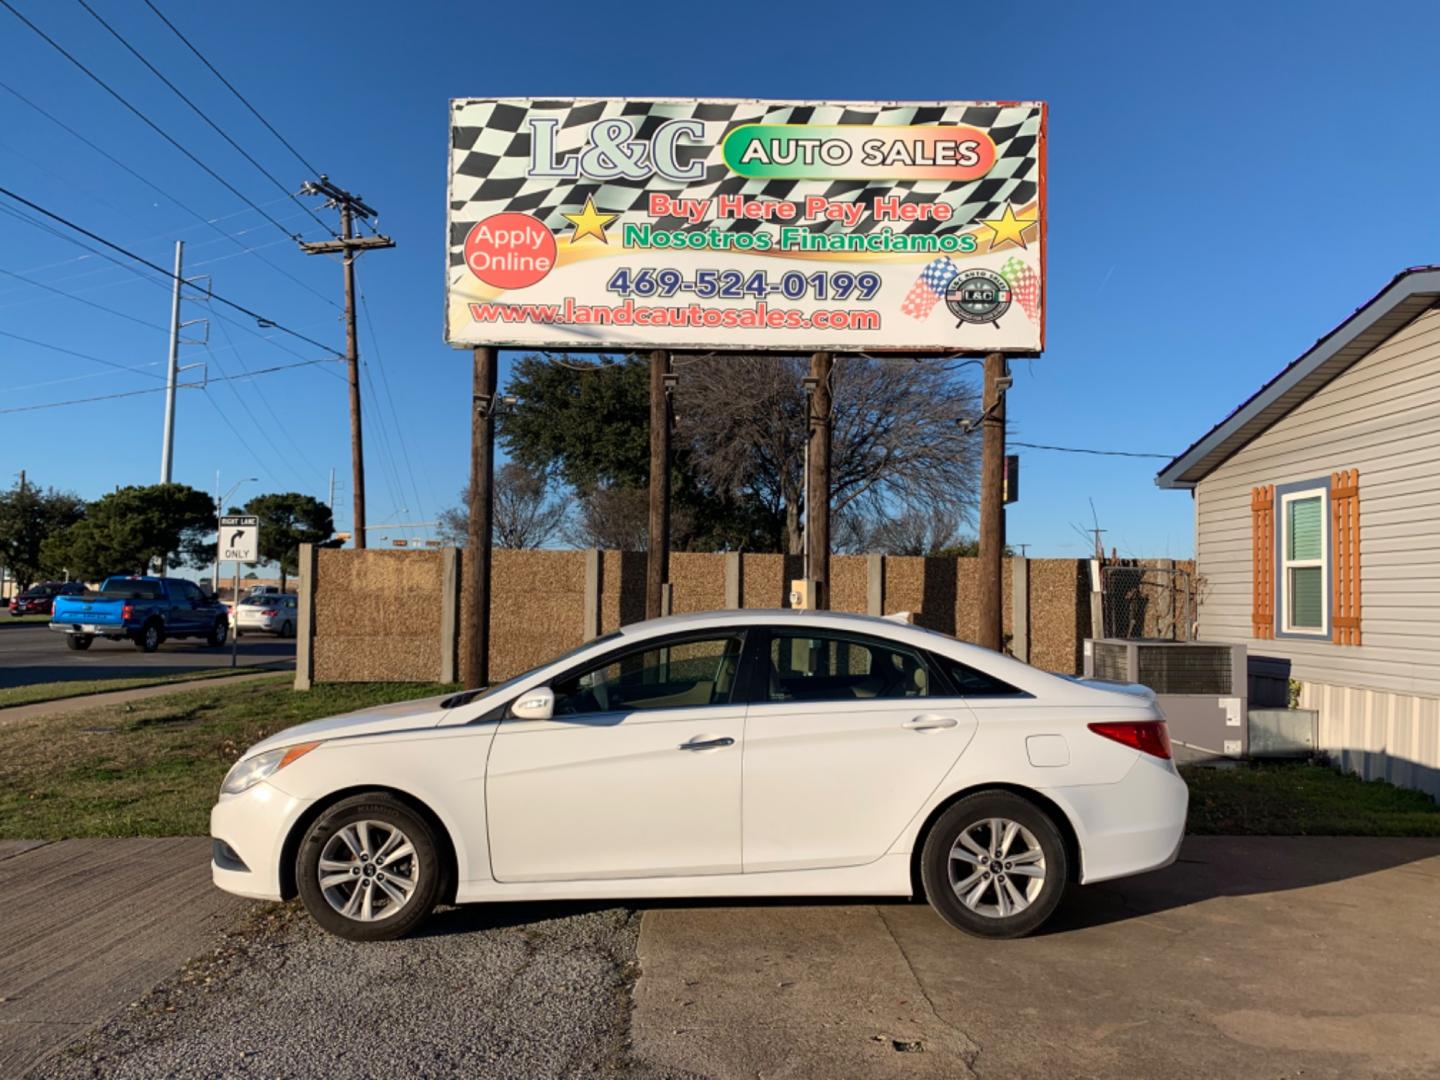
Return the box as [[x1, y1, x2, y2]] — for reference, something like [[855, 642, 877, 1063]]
[[2, 614, 50, 623], [0, 667, 291, 710], [1182, 761, 1440, 836], [0, 678, 456, 840]]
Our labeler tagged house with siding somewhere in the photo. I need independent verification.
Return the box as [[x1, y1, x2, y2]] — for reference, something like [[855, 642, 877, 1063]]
[[1157, 267, 1440, 798]]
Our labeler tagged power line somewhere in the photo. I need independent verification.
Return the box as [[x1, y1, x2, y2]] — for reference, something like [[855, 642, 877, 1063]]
[[0, 328, 166, 379], [0, 0, 297, 242], [1009, 441, 1173, 459], [360, 292, 430, 534], [141, 0, 321, 178], [0, 79, 336, 308], [0, 264, 170, 333], [0, 355, 336, 414], [73, 0, 332, 239], [0, 186, 342, 357]]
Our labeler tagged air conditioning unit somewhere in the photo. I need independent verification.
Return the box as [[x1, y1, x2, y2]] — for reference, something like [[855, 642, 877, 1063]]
[[1084, 638, 1247, 759]]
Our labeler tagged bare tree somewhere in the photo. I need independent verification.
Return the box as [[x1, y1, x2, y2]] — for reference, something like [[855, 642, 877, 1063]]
[[562, 485, 696, 551], [437, 463, 566, 549], [835, 506, 969, 556], [677, 356, 981, 553]]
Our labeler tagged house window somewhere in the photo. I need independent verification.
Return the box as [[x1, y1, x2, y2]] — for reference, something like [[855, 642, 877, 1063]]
[[1278, 484, 1328, 636]]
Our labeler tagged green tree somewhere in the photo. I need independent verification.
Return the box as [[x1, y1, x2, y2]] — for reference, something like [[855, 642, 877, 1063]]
[[40, 483, 216, 581], [241, 492, 334, 590], [0, 478, 85, 588]]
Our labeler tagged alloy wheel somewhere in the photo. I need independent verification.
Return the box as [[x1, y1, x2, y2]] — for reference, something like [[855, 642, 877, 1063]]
[[948, 817, 1047, 918], [317, 819, 422, 923]]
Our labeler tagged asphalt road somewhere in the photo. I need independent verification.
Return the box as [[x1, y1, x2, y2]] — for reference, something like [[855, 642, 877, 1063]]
[[0, 622, 294, 689]]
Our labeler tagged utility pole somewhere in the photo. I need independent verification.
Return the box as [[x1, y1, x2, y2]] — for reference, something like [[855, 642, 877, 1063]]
[[805, 352, 834, 610], [977, 352, 1011, 652], [463, 347, 498, 687], [160, 241, 184, 484], [646, 350, 674, 620], [327, 467, 336, 516], [298, 176, 394, 551]]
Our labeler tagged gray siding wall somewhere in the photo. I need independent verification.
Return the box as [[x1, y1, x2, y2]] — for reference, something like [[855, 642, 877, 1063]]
[[1194, 305, 1440, 700]]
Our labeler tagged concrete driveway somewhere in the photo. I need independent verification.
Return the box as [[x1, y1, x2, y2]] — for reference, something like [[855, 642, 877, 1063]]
[[634, 837, 1440, 1079]]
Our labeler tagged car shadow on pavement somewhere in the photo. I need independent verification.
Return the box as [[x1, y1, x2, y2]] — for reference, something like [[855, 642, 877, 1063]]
[[1038, 835, 1440, 935], [407, 836, 1440, 940]]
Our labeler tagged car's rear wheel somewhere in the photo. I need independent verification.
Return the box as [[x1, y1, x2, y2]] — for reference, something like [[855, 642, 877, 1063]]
[[133, 621, 163, 652], [920, 791, 1069, 939], [296, 794, 441, 942], [65, 634, 92, 651], [206, 619, 228, 647]]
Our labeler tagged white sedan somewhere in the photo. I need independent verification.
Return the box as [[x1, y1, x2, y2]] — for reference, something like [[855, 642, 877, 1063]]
[[211, 610, 1187, 941]]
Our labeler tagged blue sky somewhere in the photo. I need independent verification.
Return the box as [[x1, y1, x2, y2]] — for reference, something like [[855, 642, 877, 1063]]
[[3, 0, 1438, 559]]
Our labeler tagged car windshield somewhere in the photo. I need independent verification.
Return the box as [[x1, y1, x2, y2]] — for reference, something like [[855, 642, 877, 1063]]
[[239, 597, 271, 606], [99, 579, 164, 600], [440, 631, 622, 709]]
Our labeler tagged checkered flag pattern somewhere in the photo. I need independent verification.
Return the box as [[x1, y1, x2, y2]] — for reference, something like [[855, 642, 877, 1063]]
[[449, 99, 1042, 269], [900, 256, 960, 320], [1000, 256, 1041, 321]]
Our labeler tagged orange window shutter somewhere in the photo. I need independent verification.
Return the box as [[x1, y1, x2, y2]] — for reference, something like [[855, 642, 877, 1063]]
[[1251, 485, 1274, 639], [1331, 469, 1361, 645]]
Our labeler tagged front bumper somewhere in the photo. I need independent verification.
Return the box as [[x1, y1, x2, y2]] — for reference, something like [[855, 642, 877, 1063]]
[[209, 781, 313, 901]]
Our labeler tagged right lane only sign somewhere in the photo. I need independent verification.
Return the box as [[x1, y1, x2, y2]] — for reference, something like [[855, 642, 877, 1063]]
[[219, 515, 259, 564]]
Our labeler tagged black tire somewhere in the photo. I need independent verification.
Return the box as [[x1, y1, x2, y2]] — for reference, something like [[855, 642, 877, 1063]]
[[206, 618, 228, 647], [65, 634, 93, 651], [280, 620, 294, 638], [920, 791, 1069, 939], [296, 793, 441, 942], [133, 620, 163, 652]]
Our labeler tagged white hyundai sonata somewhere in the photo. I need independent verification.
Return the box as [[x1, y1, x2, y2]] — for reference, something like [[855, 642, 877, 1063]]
[[212, 610, 1187, 941]]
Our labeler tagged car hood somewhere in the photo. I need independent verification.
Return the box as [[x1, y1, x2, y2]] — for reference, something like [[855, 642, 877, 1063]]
[[244, 694, 453, 759]]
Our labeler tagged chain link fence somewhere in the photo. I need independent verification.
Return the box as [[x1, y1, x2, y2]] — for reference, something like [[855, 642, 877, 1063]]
[[1100, 561, 1200, 641]]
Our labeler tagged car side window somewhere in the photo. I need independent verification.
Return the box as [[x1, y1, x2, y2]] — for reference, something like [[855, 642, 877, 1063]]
[[550, 635, 744, 716], [935, 656, 1023, 697], [173, 581, 201, 603], [765, 631, 930, 702]]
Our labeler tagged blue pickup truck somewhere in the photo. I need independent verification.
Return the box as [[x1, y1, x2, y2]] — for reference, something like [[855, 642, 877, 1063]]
[[50, 576, 230, 652]]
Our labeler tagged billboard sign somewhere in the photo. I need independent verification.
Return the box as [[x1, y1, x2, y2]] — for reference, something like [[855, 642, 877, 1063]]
[[447, 98, 1045, 354]]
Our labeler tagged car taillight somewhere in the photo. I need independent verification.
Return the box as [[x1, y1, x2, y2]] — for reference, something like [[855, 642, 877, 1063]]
[[122, 602, 134, 621], [1087, 720, 1172, 759], [261, 609, 278, 617]]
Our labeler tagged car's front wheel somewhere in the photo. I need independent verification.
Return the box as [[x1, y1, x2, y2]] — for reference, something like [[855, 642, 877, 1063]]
[[920, 791, 1069, 939], [206, 619, 228, 647], [296, 793, 441, 941]]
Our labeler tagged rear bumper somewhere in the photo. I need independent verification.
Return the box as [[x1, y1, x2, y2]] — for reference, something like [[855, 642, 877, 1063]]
[[1047, 754, 1189, 885], [49, 621, 128, 635], [210, 781, 312, 902]]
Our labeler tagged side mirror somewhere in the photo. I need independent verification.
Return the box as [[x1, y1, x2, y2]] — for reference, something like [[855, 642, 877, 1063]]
[[510, 686, 555, 721]]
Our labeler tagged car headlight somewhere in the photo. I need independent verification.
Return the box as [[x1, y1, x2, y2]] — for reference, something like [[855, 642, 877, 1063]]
[[221, 742, 320, 795]]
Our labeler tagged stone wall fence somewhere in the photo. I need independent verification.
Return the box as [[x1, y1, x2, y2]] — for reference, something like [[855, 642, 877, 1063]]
[[292, 546, 1141, 688]]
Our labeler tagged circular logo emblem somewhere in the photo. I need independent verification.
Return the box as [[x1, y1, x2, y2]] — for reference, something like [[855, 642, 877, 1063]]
[[463, 212, 557, 290], [945, 269, 1012, 326]]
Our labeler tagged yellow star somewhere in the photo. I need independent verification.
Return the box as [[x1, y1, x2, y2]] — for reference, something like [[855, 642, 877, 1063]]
[[562, 196, 617, 244], [980, 204, 1038, 251]]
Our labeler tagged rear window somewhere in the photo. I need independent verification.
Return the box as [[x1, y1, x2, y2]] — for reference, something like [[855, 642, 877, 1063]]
[[100, 579, 164, 600]]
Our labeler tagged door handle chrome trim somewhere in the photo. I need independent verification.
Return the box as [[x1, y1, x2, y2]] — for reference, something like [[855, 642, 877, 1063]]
[[678, 736, 735, 751], [904, 716, 959, 731]]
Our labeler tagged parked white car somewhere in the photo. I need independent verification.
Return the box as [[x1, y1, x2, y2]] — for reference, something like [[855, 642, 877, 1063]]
[[234, 594, 298, 637], [211, 610, 1187, 942]]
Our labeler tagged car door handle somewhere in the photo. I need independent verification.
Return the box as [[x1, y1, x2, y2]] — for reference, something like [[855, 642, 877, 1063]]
[[904, 715, 959, 731], [678, 736, 735, 751]]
